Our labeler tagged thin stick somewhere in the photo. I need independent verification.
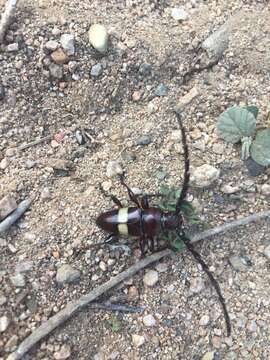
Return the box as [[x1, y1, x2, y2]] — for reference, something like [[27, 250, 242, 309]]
[[7, 249, 171, 360], [18, 135, 52, 151], [0, 0, 18, 43], [0, 199, 31, 234], [190, 210, 270, 244], [7, 209, 270, 360], [88, 302, 144, 313]]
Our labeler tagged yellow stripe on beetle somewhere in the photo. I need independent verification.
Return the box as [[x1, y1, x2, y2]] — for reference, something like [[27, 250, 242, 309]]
[[117, 208, 129, 235]]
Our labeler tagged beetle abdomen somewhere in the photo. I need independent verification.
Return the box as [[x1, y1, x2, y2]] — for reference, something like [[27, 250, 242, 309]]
[[96, 207, 142, 236]]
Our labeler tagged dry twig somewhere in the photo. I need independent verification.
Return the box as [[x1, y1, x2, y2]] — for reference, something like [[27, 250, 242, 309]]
[[7, 209, 270, 360], [0, 0, 18, 43], [0, 199, 32, 234], [18, 135, 52, 151], [88, 302, 144, 313]]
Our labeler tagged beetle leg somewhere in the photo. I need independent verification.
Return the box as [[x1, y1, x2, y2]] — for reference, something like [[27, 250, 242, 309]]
[[141, 195, 149, 209], [139, 236, 146, 256], [149, 237, 155, 252], [99, 183, 123, 208], [119, 175, 141, 208]]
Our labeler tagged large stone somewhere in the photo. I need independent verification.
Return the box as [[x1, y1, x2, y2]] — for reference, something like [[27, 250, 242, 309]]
[[51, 48, 69, 64], [142, 314, 156, 327], [0, 194, 17, 220], [60, 34, 75, 56], [0, 316, 10, 332], [56, 264, 80, 285], [106, 161, 123, 178], [229, 255, 252, 271], [89, 24, 108, 54], [132, 334, 145, 347], [143, 270, 159, 287], [190, 164, 220, 187]]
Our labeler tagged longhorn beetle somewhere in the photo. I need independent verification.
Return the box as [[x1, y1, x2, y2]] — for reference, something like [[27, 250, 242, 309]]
[[96, 111, 231, 336]]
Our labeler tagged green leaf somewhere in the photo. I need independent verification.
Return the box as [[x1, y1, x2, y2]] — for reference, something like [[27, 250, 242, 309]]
[[217, 106, 256, 144], [250, 129, 270, 166], [171, 238, 185, 252], [108, 318, 121, 333], [246, 105, 259, 119]]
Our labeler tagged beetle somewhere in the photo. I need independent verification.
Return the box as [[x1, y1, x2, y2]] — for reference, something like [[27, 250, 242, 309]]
[[96, 111, 231, 336], [96, 111, 189, 255]]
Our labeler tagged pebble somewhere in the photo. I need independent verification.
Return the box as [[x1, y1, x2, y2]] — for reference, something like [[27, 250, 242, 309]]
[[143, 314, 156, 327], [99, 261, 107, 272], [40, 187, 52, 200], [6, 43, 19, 52], [171, 7, 188, 21], [106, 161, 123, 178], [60, 34, 75, 56], [139, 63, 152, 76], [132, 90, 141, 102], [155, 262, 168, 273], [56, 264, 80, 285], [0, 194, 17, 220], [212, 335, 221, 349], [15, 261, 33, 273], [136, 135, 152, 146], [261, 183, 270, 195], [128, 285, 139, 300], [190, 164, 220, 187], [202, 351, 215, 360], [54, 344, 71, 359], [0, 316, 10, 332], [175, 86, 199, 111], [229, 255, 252, 271], [5, 148, 16, 157], [171, 130, 182, 142], [155, 83, 167, 96], [0, 237, 7, 247], [212, 143, 225, 155], [189, 277, 205, 294], [193, 140, 206, 152], [49, 63, 63, 79], [0, 157, 9, 170], [102, 180, 112, 192], [132, 334, 145, 347], [143, 269, 159, 287], [263, 244, 270, 259], [247, 319, 257, 332], [51, 48, 69, 64], [199, 314, 210, 326], [89, 24, 108, 54], [10, 273, 25, 287], [245, 158, 265, 177], [45, 40, 59, 51], [221, 184, 239, 194], [91, 63, 103, 77], [0, 294, 7, 305], [25, 159, 37, 169], [5, 334, 18, 352]]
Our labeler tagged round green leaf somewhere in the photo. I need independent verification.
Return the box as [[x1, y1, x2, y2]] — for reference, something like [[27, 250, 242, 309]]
[[217, 106, 256, 144], [250, 129, 270, 166], [245, 105, 259, 119]]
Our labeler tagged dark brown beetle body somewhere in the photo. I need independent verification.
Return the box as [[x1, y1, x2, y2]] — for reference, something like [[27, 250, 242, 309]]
[[96, 206, 178, 251]]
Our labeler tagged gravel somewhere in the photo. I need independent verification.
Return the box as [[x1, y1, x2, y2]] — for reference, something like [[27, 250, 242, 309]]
[[0, 1, 270, 359]]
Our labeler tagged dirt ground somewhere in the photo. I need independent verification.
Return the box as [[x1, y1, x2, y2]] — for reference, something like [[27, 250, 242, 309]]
[[1, 0, 270, 359]]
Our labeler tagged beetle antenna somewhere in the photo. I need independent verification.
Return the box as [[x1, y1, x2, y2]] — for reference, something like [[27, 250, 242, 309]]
[[175, 111, 190, 215], [177, 230, 231, 337]]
